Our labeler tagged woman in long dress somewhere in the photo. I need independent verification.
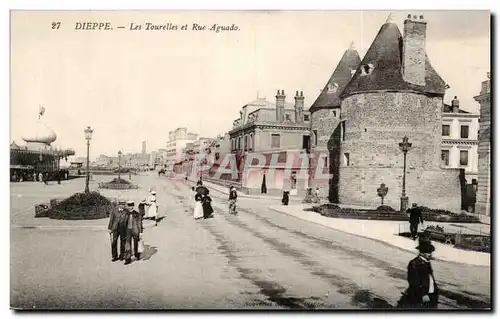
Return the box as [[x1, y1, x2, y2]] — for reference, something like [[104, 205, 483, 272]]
[[193, 189, 204, 220], [202, 190, 214, 219], [146, 190, 158, 225]]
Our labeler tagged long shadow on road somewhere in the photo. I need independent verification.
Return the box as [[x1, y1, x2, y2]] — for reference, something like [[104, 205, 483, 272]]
[[173, 180, 490, 310], [171, 181, 394, 309]]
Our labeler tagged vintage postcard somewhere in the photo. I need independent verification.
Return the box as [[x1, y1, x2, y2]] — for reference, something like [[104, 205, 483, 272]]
[[10, 10, 491, 310]]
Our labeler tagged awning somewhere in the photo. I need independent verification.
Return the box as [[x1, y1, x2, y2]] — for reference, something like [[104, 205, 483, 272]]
[[10, 165, 34, 170]]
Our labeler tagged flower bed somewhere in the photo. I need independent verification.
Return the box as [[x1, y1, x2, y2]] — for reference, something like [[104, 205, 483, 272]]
[[35, 191, 116, 220], [311, 204, 480, 223], [98, 177, 138, 189], [419, 206, 479, 223]]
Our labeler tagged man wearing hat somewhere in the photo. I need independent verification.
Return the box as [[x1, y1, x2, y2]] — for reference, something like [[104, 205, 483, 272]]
[[407, 203, 424, 239], [108, 200, 128, 262], [138, 199, 147, 217], [228, 185, 238, 215], [123, 200, 143, 265], [400, 237, 439, 308]]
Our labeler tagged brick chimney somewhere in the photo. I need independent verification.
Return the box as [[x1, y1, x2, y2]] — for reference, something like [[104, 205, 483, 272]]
[[402, 14, 427, 86], [294, 91, 304, 123], [452, 96, 460, 113], [276, 89, 286, 122]]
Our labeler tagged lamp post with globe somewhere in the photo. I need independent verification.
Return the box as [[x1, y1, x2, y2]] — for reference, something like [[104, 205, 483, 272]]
[[398, 136, 412, 212], [84, 126, 93, 193], [118, 150, 122, 181]]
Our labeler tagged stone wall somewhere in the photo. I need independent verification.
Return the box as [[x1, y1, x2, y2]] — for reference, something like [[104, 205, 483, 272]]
[[476, 85, 491, 216], [311, 108, 341, 149], [340, 93, 442, 170], [338, 166, 462, 211], [309, 108, 341, 200], [338, 92, 461, 210]]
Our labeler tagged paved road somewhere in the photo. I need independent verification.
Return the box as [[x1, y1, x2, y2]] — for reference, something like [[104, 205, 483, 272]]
[[10, 174, 491, 309]]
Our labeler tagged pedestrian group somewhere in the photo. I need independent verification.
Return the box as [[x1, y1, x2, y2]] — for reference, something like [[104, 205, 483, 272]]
[[105, 175, 439, 309]]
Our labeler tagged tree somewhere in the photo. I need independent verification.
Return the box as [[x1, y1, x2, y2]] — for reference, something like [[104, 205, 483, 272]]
[[377, 183, 389, 205]]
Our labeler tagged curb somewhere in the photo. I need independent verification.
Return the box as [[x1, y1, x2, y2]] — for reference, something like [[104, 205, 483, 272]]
[[268, 207, 490, 267], [11, 220, 157, 231]]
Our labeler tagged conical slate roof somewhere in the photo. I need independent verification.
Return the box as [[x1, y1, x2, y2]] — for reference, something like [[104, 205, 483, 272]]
[[341, 21, 446, 98], [310, 45, 361, 112]]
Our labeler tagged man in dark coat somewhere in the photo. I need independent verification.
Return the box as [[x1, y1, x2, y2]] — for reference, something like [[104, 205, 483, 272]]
[[108, 200, 128, 261], [123, 201, 143, 265], [202, 191, 214, 219], [282, 191, 289, 206], [407, 203, 424, 239], [398, 237, 438, 308], [228, 185, 238, 215]]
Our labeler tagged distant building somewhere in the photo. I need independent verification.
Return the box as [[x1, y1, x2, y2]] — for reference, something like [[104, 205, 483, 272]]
[[475, 72, 491, 216], [142, 141, 147, 154], [93, 154, 114, 168], [166, 128, 198, 171], [226, 92, 311, 196], [441, 96, 480, 183]]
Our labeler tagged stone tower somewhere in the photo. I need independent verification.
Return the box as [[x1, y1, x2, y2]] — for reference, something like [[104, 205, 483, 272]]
[[337, 14, 461, 211], [474, 72, 491, 216], [309, 43, 361, 201]]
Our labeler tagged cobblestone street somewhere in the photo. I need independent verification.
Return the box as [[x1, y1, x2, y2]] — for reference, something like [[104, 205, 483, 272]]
[[10, 174, 491, 309]]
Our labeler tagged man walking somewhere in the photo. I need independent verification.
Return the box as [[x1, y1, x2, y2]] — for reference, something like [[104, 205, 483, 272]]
[[398, 237, 439, 308], [407, 203, 424, 239], [228, 185, 238, 215], [108, 200, 128, 262], [123, 201, 143, 265]]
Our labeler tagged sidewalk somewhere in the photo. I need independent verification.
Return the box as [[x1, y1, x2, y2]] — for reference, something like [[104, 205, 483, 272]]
[[269, 204, 490, 267]]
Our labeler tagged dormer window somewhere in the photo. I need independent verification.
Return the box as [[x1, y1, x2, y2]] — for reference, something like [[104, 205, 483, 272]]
[[327, 83, 339, 93], [361, 64, 374, 76], [350, 69, 356, 77]]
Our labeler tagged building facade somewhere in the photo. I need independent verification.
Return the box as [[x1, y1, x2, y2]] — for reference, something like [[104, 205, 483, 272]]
[[475, 72, 491, 216], [335, 14, 461, 211], [166, 127, 198, 171], [309, 43, 361, 202], [441, 96, 480, 183], [225, 92, 311, 196]]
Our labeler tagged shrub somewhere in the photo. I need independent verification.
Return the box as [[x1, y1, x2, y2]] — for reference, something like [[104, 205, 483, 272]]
[[436, 214, 452, 222], [46, 191, 115, 220], [108, 178, 131, 185], [455, 235, 490, 253], [376, 205, 395, 212]]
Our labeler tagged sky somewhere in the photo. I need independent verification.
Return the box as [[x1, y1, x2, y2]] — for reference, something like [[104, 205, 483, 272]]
[[10, 10, 490, 160]]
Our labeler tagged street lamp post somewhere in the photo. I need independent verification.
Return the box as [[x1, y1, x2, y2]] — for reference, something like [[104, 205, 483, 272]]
[[118, 151, 122, 181], [398, 136, 412, 212], [84, 126, 94, 193]]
